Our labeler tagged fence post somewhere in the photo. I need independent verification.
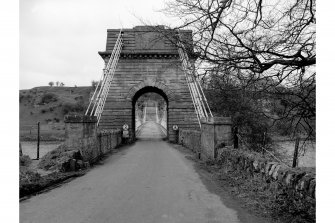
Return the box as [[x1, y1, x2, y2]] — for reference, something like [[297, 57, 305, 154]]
[[233, 126, 238, 149], [36, 122, 40, 160], [19, 142, 23, 156], [292, 137, 300, 168]]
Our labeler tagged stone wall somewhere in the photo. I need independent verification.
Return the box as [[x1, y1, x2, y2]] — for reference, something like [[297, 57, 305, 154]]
[[64, 115, 123, 164], [178, 117, 233, 159], [98, 130, 122, 156], [217, 147, 315, 200], [178, 129, 201, 153], [200, 117, 232, 159], [178, 124, 315, 210]]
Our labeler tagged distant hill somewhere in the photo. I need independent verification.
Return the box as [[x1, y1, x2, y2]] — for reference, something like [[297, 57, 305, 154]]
[[20, 86, 92, 140]]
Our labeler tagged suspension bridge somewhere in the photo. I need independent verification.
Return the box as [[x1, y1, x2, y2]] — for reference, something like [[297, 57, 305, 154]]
[[85, 25, 212, 141], [21, 26, 248, 223]]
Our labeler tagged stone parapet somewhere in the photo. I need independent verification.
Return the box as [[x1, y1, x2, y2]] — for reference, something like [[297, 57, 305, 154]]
[[178, 129, 201, 153], [218, 147, 316, 199], [200, 116, 233, 159], [64, 114, 123, 164]]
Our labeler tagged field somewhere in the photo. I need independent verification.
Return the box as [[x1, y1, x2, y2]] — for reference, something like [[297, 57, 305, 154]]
[[20, 86, 92, 141]]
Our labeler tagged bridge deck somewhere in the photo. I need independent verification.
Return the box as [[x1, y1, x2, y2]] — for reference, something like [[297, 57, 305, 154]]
[[136, 121, 167, 139]]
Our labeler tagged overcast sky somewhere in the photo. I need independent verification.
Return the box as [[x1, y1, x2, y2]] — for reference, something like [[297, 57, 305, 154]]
[[20, 0, 180, 89]]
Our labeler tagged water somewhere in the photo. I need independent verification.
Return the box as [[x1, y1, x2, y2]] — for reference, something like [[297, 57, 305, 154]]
[[276, 140, 316, 168], [21, 141, 62, 159]]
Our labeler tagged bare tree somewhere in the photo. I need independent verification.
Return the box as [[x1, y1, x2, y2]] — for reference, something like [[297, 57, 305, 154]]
[[60, 82, 65, 87], [164, 0, 315, 138], [56, 81, 60, 87]]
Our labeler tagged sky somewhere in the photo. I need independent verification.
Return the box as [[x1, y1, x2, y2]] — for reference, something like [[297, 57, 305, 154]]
[[20, 0, 180, 89]]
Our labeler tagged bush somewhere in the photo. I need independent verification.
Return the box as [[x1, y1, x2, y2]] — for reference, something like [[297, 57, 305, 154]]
[[274, 120, 293, 136], [20, 155, 32, 167], [62, 101, 85, 115], [19, 93, 24, 103], [19, 94, 32, 103], [206, 82, 272, 152], [40, 93, 58, 104], [41, 109, 47, 114], [38, 144, 82, 171], [20, 166, 41, 184]]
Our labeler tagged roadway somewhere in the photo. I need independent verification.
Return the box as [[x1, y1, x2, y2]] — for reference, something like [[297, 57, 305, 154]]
[[136, 121, 167, 139], [20, 122, 266, 223]]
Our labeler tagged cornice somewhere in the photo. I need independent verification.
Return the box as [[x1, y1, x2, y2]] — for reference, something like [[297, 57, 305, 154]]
[[98, 51, 198, 60]]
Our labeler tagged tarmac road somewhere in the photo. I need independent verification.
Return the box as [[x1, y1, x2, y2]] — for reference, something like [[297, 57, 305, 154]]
[[20, 122, 264, 223]]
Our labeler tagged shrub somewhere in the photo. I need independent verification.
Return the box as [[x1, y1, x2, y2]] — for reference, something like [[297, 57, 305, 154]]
[[62, 101, 84, 115], [19, 94, 32, 103], [38, 144, 82, 171], [40, 93, 58, 104], [19, 93, 24, 103], [20, 155, 32, 167], [41, 109, 47, 114]]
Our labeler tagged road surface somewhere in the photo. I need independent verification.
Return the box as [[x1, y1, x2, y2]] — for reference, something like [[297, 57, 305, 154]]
[[136, 121, 167, 139], [20, 122, 263, 223]]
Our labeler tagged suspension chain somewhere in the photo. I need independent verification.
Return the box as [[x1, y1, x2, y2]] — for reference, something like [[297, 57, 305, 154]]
[[177, 32, 213, 127], [85, 30, 123, 126]]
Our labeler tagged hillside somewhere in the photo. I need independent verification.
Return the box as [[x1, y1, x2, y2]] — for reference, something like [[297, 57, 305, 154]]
[[20, 86, 92, 140]]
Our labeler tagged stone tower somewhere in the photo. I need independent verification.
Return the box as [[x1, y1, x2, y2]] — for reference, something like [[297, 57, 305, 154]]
[[98, 26, 199, 141]]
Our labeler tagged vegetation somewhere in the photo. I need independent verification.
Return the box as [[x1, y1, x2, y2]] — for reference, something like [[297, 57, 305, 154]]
[[162, 0, 315, 148], [61, 101, 85, 115], [20, 86, 92, 140], [91, 80, 99, 88], [40, 92, 58, 104], [20, 155, 32, 167]]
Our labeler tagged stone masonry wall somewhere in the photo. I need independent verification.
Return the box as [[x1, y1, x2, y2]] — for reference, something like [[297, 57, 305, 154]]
[[98, 26, 200, 142], [98, 130, 122, 156], [178, 129, 201, 153], [178, 129, 315, 212], [217, 147, 316, 200], [64, 115, 123, 164]]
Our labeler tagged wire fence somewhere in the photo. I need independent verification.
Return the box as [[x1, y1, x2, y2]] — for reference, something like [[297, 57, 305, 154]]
[[20, 122, 64, 159]]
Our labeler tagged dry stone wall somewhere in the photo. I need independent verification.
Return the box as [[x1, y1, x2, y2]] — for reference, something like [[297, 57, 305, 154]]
[[217, 147, 316, 200]]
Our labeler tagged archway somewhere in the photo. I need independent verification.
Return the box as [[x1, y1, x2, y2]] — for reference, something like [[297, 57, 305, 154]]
[[132, 86, 168, 140]]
